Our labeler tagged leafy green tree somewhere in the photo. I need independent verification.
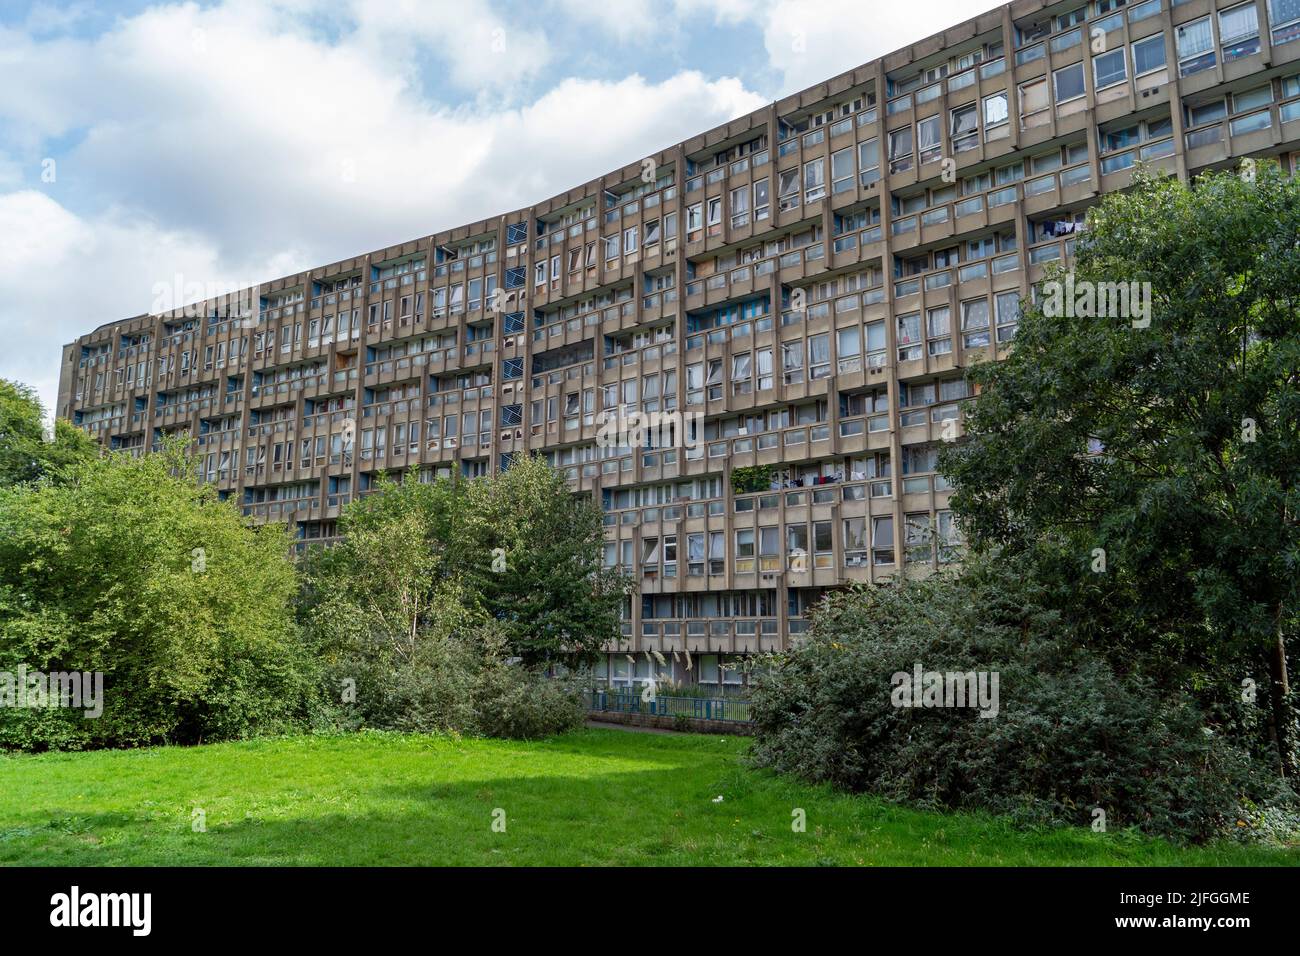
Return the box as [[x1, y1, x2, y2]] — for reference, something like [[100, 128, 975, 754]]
[[306, 458, 628, 666], [299, 464, 597, 737], [302, 470, 465, 665], [0, 379, 97, 486], [451, 454, 629, 665], [0, 441, 311, 748], [748, 560, 1267, 843], [942, 163, 1300, 776]]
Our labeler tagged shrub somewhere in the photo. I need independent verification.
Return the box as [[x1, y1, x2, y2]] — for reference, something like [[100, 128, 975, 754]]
[[748, 561, 1272, 842], [0, 444, 314, 750], [471, 658, 586, 740], [318, 619, 583, 741]]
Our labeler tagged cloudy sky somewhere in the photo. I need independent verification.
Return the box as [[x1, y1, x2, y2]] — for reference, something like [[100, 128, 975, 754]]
[[0, 0, 998, 415]]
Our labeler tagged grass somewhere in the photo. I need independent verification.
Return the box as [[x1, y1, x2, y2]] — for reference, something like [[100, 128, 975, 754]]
[[0, 728, 1294, 866]]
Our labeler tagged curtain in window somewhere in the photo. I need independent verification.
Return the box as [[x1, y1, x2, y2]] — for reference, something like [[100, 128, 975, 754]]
[[917, 116, 941, 152], [1273, 0, 1300, 26], [1177, 18, 1214, 57], [1219, 4, 1258, 42]]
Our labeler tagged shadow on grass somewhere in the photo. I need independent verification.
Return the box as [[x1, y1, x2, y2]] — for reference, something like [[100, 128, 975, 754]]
[[1, 730, 1293, 867]]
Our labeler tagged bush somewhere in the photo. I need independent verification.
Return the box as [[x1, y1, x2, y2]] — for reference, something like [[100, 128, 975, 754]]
[[0, 444, 315, 750], [748, 561, 1273, 842], [318, 622, 584, 740], [471, 658, 586, 740]]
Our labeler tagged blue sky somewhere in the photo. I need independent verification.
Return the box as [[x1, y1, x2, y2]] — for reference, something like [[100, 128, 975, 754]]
[[0, 0, 997, 414]]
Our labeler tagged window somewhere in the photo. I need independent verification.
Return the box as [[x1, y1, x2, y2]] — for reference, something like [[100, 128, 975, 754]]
[[1054, 62, 1086, 104], [735, 529, 755, 573], [842, 518, 867, 566], [983, 91, 1009, 128], [831, 147, 855, 193], [1058, 6, 1087, 29], [753, 347, 773, 391], [706, 196, 722, 228], [788, 524, 809, 569], [1093, 48, 1128, 89], [950, 105, 978, 152], [858, 137, 881, 185], [732, 352, 752, 394], [781, 341, 804, 384], [687, 533, 705, 576], [1186, 99, 1227, 127], [686, 202, 703, 233], [872, 515, 895, 565], [812, 521, 833, 568], [803, 158, 826, 203], [759, 526, 780, 571], [1176, 17, 1215, 76], [623, 226, 638, 254], [837, 326, 861, 370], [1219, 3, 1260, 59], [808, 333, 831, 380], [753, 178, 770, 221], [926, 306, 952, 355], [897, 312, 922, 362], [961, 298, 990, 348], [1020, 79, 1049, 126], [730, 185, 750, 228], [888, 126, 914, 173], [1132, 33, 1167, 75], [642, 537, 660, 574], [778, 168, 800, 211], [1234, 85, 1273, 112], [995, 290, 1021, 342], [708, 531, 725, 574], [1271, 0, 1300, 44], [916, 116, 942, 165]]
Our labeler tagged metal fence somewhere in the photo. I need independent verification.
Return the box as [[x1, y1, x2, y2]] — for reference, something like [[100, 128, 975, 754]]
[[584, 688, 753, 723]]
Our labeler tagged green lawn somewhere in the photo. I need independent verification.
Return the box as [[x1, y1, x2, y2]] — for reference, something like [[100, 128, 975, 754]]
[[0, 728, 1293, 866]]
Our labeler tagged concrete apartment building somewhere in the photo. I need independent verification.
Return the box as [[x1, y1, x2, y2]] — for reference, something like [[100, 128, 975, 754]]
[[57, 0, 1300, 689]]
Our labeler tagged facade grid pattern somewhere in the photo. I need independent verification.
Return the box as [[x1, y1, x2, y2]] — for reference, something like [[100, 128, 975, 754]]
[[58, 0, 1300, 686]]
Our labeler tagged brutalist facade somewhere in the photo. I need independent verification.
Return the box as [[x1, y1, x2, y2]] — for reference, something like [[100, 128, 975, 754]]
[[58, 0, 1300, 688]]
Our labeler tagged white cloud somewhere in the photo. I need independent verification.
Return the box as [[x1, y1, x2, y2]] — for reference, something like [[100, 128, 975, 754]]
[[0, 0, 768, 415], [545, 0, 1002, 93], [0, 190, 243, 412], [761, 0, 1003, 93], [549, 0, 659, 44], [347, 0, 552, 94]]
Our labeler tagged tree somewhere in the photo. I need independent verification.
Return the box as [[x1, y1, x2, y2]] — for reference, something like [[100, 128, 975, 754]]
[[451, 454, 629, 664], [0, 440, 311, 748], [302, 470, 463, 666], [0, 379, 97, 486], [942, 163, 1300, 777], [304, 458, 628, 666], [298, 463, 602, 737]]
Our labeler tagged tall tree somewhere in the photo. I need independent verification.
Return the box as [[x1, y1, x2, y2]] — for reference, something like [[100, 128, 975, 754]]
[[451, 454, 629, 665], [307, 459, 628, 666], [942, 163, 1300, 776], [301, 470, 466, 665], [0, 379, 97, 486]]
